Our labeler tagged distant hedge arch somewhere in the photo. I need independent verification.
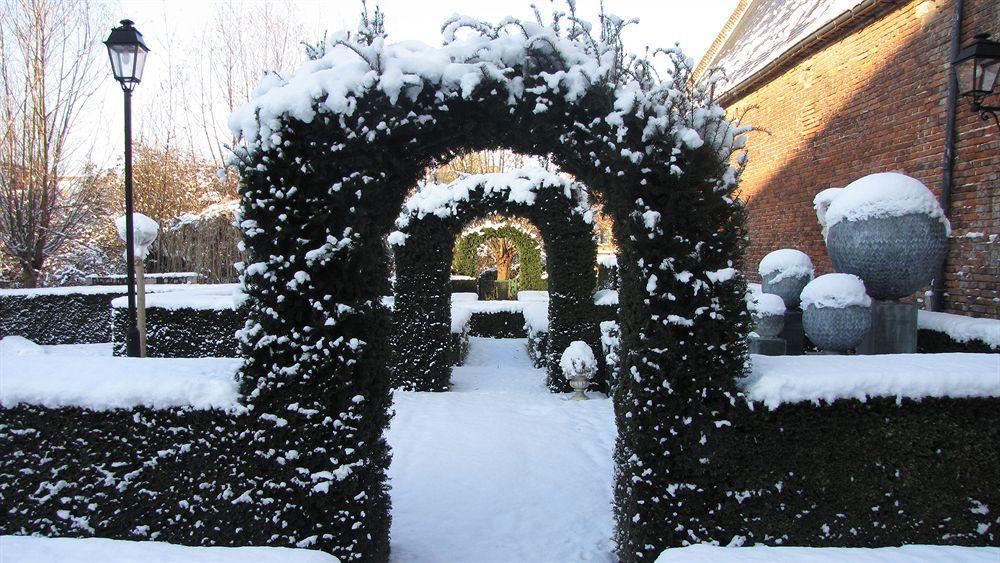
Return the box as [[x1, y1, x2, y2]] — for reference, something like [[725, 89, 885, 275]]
[[390, 169, 597, 392], [231, 10, 749, 562], [453, 224, 546, 290]]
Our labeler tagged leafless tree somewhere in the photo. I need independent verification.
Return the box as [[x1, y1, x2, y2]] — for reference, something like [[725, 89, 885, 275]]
[[0, 0, 108, 286]]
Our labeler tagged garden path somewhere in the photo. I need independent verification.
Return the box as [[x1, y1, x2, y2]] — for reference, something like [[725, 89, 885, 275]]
[[387, 337, 617, 562]]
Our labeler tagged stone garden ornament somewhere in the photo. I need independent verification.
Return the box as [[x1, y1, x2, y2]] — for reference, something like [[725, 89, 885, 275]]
[[800, 273, 873, 352], [560, 341, 598, 400], [819, 172, 949, 301], [758, 249, 814, 308]]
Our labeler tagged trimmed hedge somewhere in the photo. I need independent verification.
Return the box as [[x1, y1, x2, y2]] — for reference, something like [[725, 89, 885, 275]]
[[111, 305, 243, 358], [468, 311, 527, 338], [0, 290, 122, 344], [721, 396, 1000, 545], [917, 329, 996, 354]]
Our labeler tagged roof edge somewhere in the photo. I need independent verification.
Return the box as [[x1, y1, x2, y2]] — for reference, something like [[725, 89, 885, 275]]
[[692, 0, 754, 84]]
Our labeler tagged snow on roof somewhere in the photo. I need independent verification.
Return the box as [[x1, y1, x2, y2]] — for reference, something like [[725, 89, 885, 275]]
[[741, 352, 1000, 409], [700, 0, 866, 98], [918, 310, 1000, 350], [0, 344, 241, 411], [0, 536, 339, 563]]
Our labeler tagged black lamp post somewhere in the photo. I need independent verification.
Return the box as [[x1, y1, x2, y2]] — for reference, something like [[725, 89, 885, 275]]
[[104, 19, 149, 357], [953, 33, 1000, 128]]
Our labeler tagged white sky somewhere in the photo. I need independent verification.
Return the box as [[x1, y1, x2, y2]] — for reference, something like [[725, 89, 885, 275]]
[[89, 0, 739, 167]]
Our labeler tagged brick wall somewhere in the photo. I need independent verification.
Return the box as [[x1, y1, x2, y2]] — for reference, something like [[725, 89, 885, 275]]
[[725, 0, 998, 317]]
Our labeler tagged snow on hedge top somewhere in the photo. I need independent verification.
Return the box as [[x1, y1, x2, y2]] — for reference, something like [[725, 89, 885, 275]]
[[390, 169, 590, 245], [823, 173, 951, 233], [918, 310, 1000, 350], [0, 536, 339, 563], [0, 340, 241, 411], [657, 543, 1000, 562], [758, 248, 813, 283], [111, 284, 246, 310], [800, 273, 871, 309], [559, 340, 597, 380], [742, 353, 1000, 410]]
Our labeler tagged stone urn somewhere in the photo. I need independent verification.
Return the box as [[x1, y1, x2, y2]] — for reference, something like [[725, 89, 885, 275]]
[[560, 341, 597, 401], [758, 249, 814, 308], [827, 213, 948, 300], [822, 173, 949, 301], [750, 292, 786, 337], [800, 274, 873, 352]]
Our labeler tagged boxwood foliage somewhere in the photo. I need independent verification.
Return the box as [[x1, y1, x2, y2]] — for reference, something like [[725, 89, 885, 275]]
[[227, 8, 749, 561], [390, 170, 598, 392], [111, 305, 243, 357], [917, 329, 997, 354], [453, 224, 547, 290], [0, 289, 122, 344], [468, 310, 529, 338]]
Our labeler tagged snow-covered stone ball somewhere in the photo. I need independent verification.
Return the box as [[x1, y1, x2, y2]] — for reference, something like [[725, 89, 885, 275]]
[[560, 341, 597, 381], [800, 273, 873, 352], [824, 172, 949, 300], [758, 249, 814, 308], [747, 289, 787, 338]]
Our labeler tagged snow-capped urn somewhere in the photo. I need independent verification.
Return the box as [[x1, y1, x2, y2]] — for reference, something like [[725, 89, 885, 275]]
[[747, 288, 786, 338], [800, 273, 873, 352], [114, 213, 159, 260], [758, 249, 814, 308], [818, 172, 949, 300], [560, 341, 597, 401]]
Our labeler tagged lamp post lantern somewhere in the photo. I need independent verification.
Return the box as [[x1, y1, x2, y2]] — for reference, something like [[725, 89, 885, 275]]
[[953, 33, 1000, 129], [104, 19, 149, 357]]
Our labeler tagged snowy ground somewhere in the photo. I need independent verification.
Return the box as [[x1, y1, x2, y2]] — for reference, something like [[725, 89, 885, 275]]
[[387, 337, 617, 562]]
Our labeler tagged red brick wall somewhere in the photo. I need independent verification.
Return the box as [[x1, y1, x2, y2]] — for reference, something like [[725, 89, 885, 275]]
[[726, 0, 998, 317]]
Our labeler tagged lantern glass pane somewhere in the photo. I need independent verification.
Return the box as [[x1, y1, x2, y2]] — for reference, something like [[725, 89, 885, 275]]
[[957, 57, 977, 95], [978, 58, 999, 94], [108, 44, 137, 80], [133, 46, 148, 83]]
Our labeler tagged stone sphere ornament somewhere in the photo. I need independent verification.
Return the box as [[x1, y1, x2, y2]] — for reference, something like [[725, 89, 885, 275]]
[[758, 249, 814, 308], [821, 172, 949, 300], [747, 287, 786, 337], [800, 274, 873, 352]]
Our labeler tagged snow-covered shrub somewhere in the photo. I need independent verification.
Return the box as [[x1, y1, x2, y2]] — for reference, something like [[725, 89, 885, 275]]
[[389, 169, 599, 392], [599, 320, 620, 390], [227, 4, 750, 558], [0, 286, 136, 344], [559, 340, 597, 381], [453, 223, 546, 291]]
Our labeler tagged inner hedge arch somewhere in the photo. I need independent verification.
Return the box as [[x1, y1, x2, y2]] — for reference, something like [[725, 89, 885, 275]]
[[232, 13, 749, 562], [453, 223, 546, 290], [389, 169, 598, 392]]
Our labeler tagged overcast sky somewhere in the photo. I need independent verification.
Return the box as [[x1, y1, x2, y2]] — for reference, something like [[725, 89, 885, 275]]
[[90, 0, 739, 166]]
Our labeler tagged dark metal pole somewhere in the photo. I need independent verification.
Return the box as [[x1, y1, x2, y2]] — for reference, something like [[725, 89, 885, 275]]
[[928, 0, 964, 312], [123, 88, 140, 357]]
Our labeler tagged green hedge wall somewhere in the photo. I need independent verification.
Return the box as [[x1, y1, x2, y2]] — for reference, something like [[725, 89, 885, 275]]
[[0, 290, 122, 344], [917, 329, 996, 354], [111, 306, 243, 358], [468, 311, 528, 338]]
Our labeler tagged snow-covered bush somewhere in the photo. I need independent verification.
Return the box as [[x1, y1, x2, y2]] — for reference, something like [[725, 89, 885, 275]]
[[559, 340, 597, 381], [228, 4, 750, 558]]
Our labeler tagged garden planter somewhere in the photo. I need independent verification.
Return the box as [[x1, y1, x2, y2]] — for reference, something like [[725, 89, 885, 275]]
[[802, 304, 872, 352], [758, 249, 814, 308], [754, 312, 785, 338]]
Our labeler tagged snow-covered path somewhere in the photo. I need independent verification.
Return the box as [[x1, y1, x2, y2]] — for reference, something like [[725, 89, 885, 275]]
[[387, 337, 617, 562]]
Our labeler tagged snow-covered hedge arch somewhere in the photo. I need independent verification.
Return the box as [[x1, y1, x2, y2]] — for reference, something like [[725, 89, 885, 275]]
[[453, 224, 545, 290], [231, 8, 749, 561], [389, 169, 598, 392]]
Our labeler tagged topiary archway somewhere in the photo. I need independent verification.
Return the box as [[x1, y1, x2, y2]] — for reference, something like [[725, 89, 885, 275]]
[[453, 223, 546, 291], [389, 169, 598, 392], [232, 10, 749, 562]]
